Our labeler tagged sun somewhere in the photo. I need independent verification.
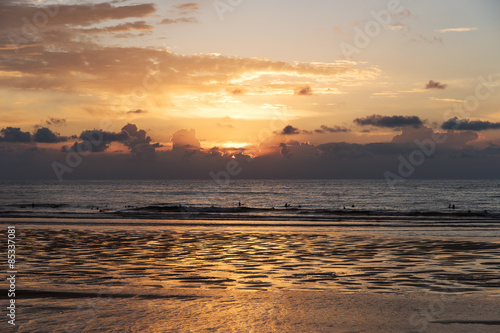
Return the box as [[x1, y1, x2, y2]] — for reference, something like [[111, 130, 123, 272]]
[[221, 142, 251, 149]]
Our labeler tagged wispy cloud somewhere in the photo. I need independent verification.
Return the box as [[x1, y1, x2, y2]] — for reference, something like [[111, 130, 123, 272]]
[[437, 27, 478, 33], [160, 17, 197, 24], [429, 97, 464, 103], [175, 3, 199, 12], [425, 80, 447, 89], [81, 21, 154, 34]]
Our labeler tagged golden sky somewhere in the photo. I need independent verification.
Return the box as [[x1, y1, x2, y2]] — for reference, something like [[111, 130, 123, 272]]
[[1, 0, 500, 179]]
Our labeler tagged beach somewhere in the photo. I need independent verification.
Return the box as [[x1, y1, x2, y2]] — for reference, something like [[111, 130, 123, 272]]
[[10, 287, 500, 332], [2, 221, 500, 332]]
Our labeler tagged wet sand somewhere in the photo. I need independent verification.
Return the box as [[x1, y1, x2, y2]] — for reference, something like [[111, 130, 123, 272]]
[[8, 289, 500, 332], [1, 223, 500, 332], [10, 226, 500, 293]]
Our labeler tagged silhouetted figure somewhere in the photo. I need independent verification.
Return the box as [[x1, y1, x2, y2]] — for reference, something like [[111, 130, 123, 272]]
[[284, 203, 288, 208], [352, 205, 355, 208], [31, 202, 35, 208], [452, 204, 455, 209], [343, 206, 346, 209], [448, 204, 452, 209], [238, 201, 241, 207]]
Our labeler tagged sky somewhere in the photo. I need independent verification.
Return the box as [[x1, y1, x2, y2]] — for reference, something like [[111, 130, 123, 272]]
[[0, 0, 500, 180]]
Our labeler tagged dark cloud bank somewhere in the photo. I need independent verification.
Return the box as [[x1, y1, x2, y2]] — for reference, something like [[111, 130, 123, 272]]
[[442, 117, 500, 131], [354, 115, 424, 128], [1, 121, 500, 181]]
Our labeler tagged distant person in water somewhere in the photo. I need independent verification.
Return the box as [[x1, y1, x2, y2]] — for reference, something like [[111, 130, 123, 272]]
[[452, 204, 456, 209], [238, 201, 241, 207], [284, 203, 288, 208]]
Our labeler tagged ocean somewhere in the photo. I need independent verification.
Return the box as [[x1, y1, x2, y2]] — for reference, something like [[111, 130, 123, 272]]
[[1, 179, 500, 221]]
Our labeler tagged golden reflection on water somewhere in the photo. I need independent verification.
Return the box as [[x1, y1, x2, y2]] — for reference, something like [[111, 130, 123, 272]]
[[6, 227, 500, 296]]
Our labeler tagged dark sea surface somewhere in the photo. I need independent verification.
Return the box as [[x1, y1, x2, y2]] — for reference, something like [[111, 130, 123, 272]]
[[1, 179, 499, 222]]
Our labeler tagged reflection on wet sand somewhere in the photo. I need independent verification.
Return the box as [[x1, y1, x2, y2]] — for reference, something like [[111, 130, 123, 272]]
[[12, 228, 500, 294]]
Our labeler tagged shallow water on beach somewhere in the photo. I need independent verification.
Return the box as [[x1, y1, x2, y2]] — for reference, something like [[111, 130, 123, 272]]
[[2, 224, 500, 332], [6, 226, 500, 295]]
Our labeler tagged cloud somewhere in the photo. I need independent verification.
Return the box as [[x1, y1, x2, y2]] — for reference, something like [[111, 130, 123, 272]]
[[175, 3, 199, 12], [0, 127, 31, 142], [279, 125, 350, 136], [120, 123, 154, 158], [314, 125, 350, 133], [437, 27, 477, 33], [3, 131, 500, 180], [391, 125, 478, 148], [409, 34, 443, 44], [171, 129, 201, 150], [281, 125, 300, 135], [227, 88, 244, 95], [0, 0, 378, 104], [441, 117, 500, 131], [46, 117, 66, 127], [0, 45, 376, 99], [354, 115, 424, 128], [127, 109, 148, 114], [279, 143, 290, 158], [33, 127, 67, 143], [160, 17, 197, 24], [0, 3, 156, 29], [70, 137, 107, 153], [429, 97, 463, 103], [387, 22, 408, 31], [81, 21, 154, 34], [294, 86, 313, 96], [425, 80, 447, 89], [76, 124, 156, 156]]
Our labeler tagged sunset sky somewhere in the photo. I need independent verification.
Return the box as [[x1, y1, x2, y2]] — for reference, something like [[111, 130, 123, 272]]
[[1, 0, 500, 180]]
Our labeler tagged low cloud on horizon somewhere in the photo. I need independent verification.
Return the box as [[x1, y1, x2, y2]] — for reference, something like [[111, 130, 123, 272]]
[[1, 119, 500, 180]]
